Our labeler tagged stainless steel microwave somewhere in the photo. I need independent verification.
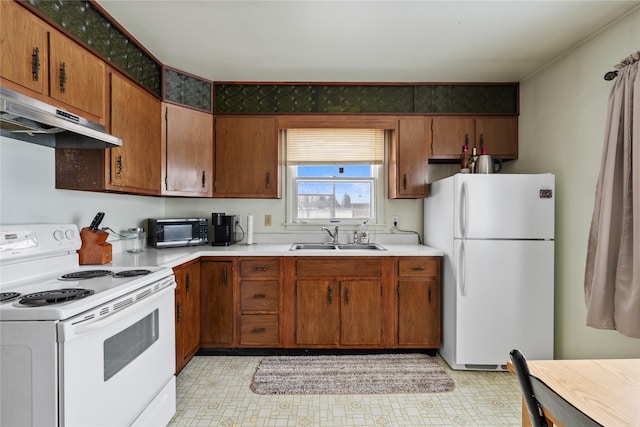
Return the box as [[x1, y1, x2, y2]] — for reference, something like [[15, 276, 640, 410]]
[[147, 218, 208, 248]]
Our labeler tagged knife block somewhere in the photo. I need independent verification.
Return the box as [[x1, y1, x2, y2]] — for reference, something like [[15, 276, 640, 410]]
[[78, 227, 112, 265]]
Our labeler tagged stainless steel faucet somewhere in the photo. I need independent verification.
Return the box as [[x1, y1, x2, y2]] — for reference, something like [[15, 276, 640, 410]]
[[321, 226, 339, 244]]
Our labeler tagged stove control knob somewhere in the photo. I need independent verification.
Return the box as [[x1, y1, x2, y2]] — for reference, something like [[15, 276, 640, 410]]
[[65, 229, 76, 240], [53, 229, 64, 241]]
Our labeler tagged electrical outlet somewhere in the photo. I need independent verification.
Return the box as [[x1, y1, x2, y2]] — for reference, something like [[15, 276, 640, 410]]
[[391, 215, 399, 227], [264, 214, 272, 226], [235, 215, 243, 226]]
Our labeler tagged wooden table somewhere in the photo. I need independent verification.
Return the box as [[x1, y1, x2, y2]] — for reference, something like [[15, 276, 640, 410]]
[[508, 358, 640, 427]]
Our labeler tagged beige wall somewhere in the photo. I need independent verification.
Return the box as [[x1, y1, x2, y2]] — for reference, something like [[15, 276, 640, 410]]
[[510, 7, 640, 358]]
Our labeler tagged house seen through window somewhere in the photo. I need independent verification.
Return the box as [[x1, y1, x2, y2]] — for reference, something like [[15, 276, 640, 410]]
[[285, 128, 384, 225]]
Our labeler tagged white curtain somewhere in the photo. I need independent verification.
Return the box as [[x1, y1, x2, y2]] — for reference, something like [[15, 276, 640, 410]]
[[584, 51, 640, 338]]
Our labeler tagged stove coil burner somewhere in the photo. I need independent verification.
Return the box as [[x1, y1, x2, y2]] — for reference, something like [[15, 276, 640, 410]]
[[113, 269, 152, 278], [0, 292, 21, 303], [58, 270, 113, 280], [19, 288, 95, 306]]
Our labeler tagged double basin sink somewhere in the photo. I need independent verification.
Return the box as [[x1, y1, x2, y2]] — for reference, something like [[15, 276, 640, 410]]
[[289, 242, 387, 251]]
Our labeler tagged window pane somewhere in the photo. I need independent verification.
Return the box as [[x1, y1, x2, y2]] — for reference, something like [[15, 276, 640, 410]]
[[295, 179, 372, 220]]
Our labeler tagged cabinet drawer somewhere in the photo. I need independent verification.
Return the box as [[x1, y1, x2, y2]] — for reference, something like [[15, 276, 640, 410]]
[[239, 259, 280, 278], [240, 315, 279, 346], [240, 281, 279, 311], [398, 258, 440, 277], [296, 258, 381, 277]]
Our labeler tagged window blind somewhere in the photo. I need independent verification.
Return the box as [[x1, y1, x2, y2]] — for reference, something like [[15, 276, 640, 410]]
[[286, 128, 384, 164]]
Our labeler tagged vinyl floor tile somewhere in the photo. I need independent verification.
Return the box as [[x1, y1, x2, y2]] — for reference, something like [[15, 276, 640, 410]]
[[168, 355, 523, 427]]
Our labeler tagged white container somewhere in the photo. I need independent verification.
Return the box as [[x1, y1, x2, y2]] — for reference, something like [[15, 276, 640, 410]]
[[125, 227, 146, 253]]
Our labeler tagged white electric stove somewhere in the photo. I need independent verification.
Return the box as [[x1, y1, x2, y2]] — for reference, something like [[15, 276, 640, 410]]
[[0, 224, 177, 427]]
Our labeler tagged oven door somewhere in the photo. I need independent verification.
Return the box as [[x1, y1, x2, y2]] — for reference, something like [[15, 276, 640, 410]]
[[57, 286, 175, 427]]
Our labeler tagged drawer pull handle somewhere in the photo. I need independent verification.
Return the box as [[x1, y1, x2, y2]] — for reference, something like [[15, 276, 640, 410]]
[[252, 266, 268, 272], [31, 47, 40, 81], [412, 266, 426, 271], [59, 62, 67, 92], [253, 294, 266, 299], [251, 327, 266, 334]]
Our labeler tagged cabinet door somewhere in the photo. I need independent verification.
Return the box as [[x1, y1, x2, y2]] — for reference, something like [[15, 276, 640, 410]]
[[48, 30, 105, 120], [174, 262, 201, 373], [164, 103, 213, 196], [200, 261, 234, 346], [214, 116, 279, 198], [397, 280, 440, 346], [295, 280, 339, 345], [340, 280, 383, 345], [431, 117, 475, 159], [109, 72, 162, 193], [389, 117, 428, 198], [475, 117, 518, 159], [0, 1, 47, 94], [182, 263, 201, 361]]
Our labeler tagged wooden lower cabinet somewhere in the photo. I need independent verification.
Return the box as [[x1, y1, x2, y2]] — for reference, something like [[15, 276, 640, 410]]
[[200, 259, 235, 347], [396, 257, 442, 348], [290, 257, 388, 348], [174, 260, 200, 374], [180, 255, 441, 355], [237, 258, 282, 347]]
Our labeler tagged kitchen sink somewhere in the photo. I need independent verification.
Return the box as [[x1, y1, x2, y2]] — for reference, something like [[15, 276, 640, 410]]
[[289, 243, 386, 251], [289, 243, 337, 250], [336, 243, 386, 250]]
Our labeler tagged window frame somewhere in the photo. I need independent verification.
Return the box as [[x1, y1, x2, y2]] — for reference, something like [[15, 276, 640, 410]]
[[286, 164, 383, 226]]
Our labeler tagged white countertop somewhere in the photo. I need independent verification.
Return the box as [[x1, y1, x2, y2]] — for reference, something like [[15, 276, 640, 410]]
[[110, 243, 444, 269]]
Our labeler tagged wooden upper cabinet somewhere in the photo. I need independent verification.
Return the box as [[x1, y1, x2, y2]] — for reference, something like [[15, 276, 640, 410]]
[[109, 72, 162, 193], [389, 117, 429, 199], [475, 117, 518, 159], [431, 116, 518, 160], [214, 116, 280, 198], [48, 31, 106, 120], [163, 103, 213, 197], [0, 1, 48, 95]]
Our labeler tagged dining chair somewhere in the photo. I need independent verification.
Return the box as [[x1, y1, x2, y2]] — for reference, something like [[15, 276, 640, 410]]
[[510, 349, 602, 427]]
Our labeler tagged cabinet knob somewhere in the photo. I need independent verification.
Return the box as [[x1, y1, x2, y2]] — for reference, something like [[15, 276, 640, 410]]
[[201, 171, 206, 188], [327, 285, 333, 305], [412, 266, 426, 271], [403, 174, 407, 190], [176, 301, 182, 321], [252, 266, 268, 272], [251, 327, 266, 334], [186, 273, 191, 291], [253, 294, 266, 299]]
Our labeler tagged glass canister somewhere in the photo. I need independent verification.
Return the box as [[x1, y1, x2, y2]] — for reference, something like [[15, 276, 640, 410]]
[[125, 227, 146, 253]]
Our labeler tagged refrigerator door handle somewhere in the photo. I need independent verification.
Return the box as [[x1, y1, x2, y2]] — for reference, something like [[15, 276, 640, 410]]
[[460, 181, 469, 238], [458, 240, 467, 297]]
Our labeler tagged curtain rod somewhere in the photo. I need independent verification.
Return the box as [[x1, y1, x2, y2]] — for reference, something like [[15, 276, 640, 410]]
[[604, 70, 619, 81]]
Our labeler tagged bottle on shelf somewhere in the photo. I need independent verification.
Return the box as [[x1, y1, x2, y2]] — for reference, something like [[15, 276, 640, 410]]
[[470, 146, 479, 173], [460, 144, 470, 173]]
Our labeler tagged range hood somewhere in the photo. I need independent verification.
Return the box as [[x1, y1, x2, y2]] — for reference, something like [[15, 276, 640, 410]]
[[0, 87, 122, 149]]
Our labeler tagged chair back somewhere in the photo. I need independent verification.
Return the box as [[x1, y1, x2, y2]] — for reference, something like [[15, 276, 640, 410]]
[[510, 349, 603, 427], [510, 349, 548, 427]]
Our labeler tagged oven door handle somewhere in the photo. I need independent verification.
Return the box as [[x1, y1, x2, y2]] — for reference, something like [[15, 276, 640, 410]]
[[58, 281, 175, 342]]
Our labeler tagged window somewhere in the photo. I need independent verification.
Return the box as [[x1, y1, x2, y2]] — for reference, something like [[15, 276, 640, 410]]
[[285, 128, 384, 225]]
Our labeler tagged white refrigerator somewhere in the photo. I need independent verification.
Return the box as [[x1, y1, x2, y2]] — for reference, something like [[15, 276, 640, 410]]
[[424, 173, 555, 370]]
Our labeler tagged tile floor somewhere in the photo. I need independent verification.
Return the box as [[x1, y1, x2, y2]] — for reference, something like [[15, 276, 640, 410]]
[[168, 354, 523, 427]]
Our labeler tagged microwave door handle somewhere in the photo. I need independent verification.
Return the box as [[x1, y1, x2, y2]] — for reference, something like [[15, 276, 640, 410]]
[[58, 279, 175, 341]]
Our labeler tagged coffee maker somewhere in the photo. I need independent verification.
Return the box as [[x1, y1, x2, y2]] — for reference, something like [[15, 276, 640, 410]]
[[211, 213, 237, 246]]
